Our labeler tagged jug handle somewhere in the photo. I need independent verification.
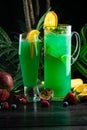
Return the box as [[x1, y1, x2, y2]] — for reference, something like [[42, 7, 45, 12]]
[[71, 31, 81, 65]]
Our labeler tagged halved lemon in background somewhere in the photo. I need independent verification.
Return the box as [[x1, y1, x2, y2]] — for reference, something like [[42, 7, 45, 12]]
[[26, 29, 40, 43], [74, 84, 87, 94], [71, 78, 83, 89], [44, 11, 58, 27]]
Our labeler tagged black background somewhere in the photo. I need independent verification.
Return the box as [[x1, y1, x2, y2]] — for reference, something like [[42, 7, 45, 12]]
[[0, 0, 87, 36], [0, 0, 87, 79]]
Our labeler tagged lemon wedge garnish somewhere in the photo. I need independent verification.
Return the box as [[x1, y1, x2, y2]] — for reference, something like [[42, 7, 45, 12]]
[[26, 30, 40, 58], [44, 11, 58, 27]]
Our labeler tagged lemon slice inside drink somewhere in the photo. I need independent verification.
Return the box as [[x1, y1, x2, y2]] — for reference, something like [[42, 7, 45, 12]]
[[61, 55, 71, 64], [26, 30, 40, 58], [44, 11, 58, 27]]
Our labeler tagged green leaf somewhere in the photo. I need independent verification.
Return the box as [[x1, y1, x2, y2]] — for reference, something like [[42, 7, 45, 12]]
[[0, 26, 12, 44], [75, 61, 87, 78], [80, 23, 87, 45], [36, 7, 51, 31]]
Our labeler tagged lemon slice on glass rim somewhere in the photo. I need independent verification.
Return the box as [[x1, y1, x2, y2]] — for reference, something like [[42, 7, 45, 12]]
[[26, 30, 40, 58], [44, 11, 58, 29]]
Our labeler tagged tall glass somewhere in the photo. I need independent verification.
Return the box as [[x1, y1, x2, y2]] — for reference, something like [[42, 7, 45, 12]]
[[19, 33, 40, 102], [44, 24, 80, 101]]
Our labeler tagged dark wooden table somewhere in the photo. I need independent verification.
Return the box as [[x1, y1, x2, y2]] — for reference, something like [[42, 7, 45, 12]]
[[0, 101, 87, 130]]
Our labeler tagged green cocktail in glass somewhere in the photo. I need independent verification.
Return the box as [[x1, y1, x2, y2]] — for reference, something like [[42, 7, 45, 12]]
[[44, 25, 80, 100], [19, 32, 40, 101]]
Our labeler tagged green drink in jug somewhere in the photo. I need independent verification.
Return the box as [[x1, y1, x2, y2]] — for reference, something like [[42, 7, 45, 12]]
[[44, 11, 80, 101], [44, 26, 71, 100]]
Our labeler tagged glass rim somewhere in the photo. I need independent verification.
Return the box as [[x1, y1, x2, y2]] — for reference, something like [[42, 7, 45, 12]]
[[43, 24, 71, 28]]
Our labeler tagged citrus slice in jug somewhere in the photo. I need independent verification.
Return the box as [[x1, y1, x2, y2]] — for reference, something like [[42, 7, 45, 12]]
[[44, 11, 58, 27], [26, 30, 40, 58]]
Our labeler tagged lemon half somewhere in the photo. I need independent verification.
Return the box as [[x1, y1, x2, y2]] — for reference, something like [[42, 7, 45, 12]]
[[74, 84, 87, 94], [71, 78, 83, 89]]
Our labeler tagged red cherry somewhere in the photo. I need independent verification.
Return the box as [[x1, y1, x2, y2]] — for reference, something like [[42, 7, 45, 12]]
[[41, 100, 50, 107], [63, 92, 78, 105], [16, 94, 28, 104], [2, 101, 9, 109], [0, 89, 10, 101]]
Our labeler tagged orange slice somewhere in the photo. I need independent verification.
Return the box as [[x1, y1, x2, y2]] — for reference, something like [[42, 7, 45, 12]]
[[71, 78, 83, 89], [74, 84, 87, 94], [26, 30, 40, 43], [26, 30, 40, 58], [44, 11, 58, 27]]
